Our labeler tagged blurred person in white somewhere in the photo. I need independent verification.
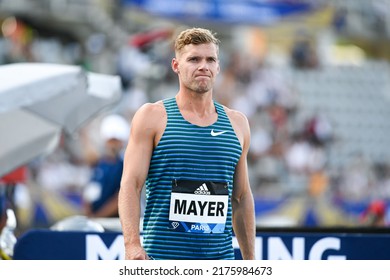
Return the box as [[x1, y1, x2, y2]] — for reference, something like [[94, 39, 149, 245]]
[[284, 130, 328, 194], [83, 114, 129, 218]]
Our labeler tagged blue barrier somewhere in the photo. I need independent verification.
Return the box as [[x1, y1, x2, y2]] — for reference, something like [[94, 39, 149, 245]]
[[13, 228, 390, 260]]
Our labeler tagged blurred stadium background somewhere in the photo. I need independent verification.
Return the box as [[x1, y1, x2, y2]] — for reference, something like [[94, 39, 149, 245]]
[[1, 0, 390, 235]]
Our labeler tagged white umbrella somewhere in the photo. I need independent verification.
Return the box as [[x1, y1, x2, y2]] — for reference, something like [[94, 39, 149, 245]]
[[0, 63, 122, 177]]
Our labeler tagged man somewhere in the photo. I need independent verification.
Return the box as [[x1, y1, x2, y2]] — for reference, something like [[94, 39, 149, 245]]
[[118, 27, 255, 260], [83, 114, 129, 218]]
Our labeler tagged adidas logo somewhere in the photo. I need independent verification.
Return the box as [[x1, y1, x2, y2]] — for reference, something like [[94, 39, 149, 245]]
[[194, 183, 211, 195]]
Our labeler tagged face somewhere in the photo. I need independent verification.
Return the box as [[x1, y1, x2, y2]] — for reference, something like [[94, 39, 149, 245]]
[[105, 138, 124, 156], [172, 43, 220, 94]]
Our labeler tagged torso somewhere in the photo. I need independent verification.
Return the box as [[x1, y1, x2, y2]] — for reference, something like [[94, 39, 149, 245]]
[[142, 97, 242, 260]]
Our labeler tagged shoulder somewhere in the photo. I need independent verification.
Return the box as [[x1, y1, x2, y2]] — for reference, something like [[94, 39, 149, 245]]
[[223, 106, 250, 131], [222, 105, 251, 150], [132, 101, 166, 126], [130, 101, 167, 141], [135, 101, 166, 119]]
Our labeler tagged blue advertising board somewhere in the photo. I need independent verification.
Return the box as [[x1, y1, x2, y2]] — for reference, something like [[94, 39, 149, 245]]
[[12, 229, 390, 260], [121, 0, 321, 26]]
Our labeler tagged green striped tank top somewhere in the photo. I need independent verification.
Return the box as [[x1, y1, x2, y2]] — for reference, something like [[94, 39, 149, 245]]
[[143, 97, 242, 259]]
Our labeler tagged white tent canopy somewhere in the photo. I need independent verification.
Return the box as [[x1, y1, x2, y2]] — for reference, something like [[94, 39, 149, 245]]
[[0, 63, 122, 177]]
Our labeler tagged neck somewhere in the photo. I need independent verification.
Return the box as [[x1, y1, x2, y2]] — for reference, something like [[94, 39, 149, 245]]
[[175, 93, 217, 126], [176, 92, 215, 116]]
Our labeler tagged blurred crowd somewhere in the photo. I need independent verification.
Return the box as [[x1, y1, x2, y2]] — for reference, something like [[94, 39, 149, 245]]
[[1, 6, 390, 233]]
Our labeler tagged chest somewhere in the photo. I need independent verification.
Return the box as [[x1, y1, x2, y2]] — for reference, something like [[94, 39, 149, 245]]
[[179, 110, 218, 127], [155, 124, 241, 165]]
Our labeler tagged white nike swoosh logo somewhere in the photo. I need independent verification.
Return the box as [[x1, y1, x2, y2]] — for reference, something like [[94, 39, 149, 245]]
[[211, 129, 228, 136]]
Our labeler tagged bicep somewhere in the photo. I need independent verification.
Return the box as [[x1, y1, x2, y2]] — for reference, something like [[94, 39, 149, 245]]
[[121, 130, 153, 192], [121, 104, 163, 192], [230, 111, 252, 203], [232, 152, 251, 204]]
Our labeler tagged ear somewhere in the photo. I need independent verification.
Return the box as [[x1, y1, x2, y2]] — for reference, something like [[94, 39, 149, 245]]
[[172, 58, 179, 74]]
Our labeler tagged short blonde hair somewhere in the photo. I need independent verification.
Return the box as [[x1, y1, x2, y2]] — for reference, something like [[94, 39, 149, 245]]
[[174, 27, 220, 54]]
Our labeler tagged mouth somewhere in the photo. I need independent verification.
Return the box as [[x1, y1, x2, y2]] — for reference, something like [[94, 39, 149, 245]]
[[195, 75, 211, 79]]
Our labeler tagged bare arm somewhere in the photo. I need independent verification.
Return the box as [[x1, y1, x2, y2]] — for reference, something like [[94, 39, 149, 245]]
[[228, 109, 256, 260], [118, 102, 166, 260]]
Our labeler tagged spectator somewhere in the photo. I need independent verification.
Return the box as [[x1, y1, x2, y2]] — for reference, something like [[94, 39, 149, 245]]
[[291, 31, 319, 69], [82, 114, 130, 218], [360, 200, 388, 227]]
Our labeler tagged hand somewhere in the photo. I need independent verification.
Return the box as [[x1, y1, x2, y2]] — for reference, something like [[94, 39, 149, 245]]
[[125, 245, 149, 260]]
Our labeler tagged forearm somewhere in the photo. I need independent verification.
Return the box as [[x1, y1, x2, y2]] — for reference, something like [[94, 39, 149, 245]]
[[232, 192, 256, 260], [118, 184, 143, 250]]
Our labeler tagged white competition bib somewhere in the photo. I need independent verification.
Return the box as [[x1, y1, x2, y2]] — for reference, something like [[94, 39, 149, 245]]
[[168, 180, 228, 234]]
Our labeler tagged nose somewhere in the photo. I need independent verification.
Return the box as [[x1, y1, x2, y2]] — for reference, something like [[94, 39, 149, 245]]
[[198, 60, 209, 71]]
